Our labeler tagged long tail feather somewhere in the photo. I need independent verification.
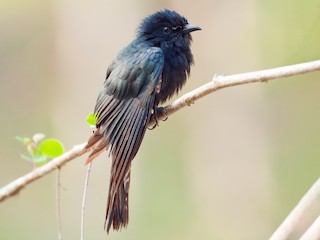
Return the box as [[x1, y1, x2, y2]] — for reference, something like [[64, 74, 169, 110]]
[[81, 91, 155, 232]]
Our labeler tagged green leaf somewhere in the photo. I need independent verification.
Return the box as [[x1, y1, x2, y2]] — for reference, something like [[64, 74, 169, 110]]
[[86, 112, 97, 127], [33, 155, 48, 166], [38, 139, 64, 158], [15, 136, 31, 145]]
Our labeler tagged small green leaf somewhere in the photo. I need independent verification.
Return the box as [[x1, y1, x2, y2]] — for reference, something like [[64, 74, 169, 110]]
[[86, 112, 97, 127], [33, 155, 48, 166], [15, 136, 31, 145], [38, 139, 64, 158]]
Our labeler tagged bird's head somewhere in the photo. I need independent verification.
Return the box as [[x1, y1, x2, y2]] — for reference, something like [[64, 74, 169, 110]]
[[136, 9, 201, 47]]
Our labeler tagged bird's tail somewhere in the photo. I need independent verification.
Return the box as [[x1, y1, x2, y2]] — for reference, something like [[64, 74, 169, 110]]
[[79, 130, 131, 233], [79, 92, 155, 233], [105, 170, 131, 233]]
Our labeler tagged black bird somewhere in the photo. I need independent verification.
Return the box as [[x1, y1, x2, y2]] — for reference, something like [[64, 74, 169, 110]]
[[80, 9, 200, 233]]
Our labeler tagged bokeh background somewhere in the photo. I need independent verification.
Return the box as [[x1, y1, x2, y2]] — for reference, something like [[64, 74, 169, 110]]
[[1, 0, 320, 239]]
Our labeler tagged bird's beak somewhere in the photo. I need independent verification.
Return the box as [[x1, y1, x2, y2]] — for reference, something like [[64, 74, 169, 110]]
[[183, 24, 201, 33]]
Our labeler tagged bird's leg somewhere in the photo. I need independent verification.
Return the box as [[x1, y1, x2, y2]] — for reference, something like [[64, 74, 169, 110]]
[[148, 107, 159, 130], [148, 106, 167, 130]]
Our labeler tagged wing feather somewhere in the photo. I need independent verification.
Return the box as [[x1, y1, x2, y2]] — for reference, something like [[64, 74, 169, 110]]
[[80, 43, 164, 232]]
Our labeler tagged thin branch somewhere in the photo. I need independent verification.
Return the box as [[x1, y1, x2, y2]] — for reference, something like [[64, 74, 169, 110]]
[[269, 178, 320, 240], [56, 168, 62, 240], [151, 59, 320, 124], [0, 60, 320, 202], [0, 143, 87, 202], [81, 162, 92, 240], [299, 215, 320, 240]]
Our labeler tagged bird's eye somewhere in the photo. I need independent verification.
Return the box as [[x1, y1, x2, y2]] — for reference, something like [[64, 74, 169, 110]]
[[163, 26, 171, 34]]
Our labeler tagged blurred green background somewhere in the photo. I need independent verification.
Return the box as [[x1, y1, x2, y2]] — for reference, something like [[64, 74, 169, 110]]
[[1, 0, 320, 239]]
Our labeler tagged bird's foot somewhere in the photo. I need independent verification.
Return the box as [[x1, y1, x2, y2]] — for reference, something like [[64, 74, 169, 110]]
[[156, 106, 168, 121], [148, 123, 158, 130], [148, 107, 167, 130]]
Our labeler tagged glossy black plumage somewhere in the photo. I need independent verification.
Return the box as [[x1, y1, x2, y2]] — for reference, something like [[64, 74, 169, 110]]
[[80, 9, 200, 233]]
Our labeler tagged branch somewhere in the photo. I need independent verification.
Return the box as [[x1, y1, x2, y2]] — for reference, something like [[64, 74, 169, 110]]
[[152, 59, 320, 124], [81, 162, 92, 240], [56, 169, 63, 240], [0, 143, 87, 202], [299, 215, 320, 240], [269, 178, 320, 240], [0, 59, 320, 203]]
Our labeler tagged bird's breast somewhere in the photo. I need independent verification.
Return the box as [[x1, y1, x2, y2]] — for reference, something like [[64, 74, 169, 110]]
[[155, 39, 193, 104]]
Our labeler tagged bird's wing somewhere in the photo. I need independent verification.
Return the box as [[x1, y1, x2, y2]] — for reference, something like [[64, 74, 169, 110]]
[[81, 45, 164, 231], [99, 42, 163, 101], [82, 44, 164, 157], [86, 44, 164, 155]]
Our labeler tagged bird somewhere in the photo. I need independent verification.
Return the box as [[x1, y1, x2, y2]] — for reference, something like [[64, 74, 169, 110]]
[[80, 9, 201, 233]]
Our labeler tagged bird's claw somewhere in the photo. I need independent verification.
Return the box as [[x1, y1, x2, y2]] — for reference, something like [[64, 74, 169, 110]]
[[148, 123, 158, 130], [148, 106, 167, 130]]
